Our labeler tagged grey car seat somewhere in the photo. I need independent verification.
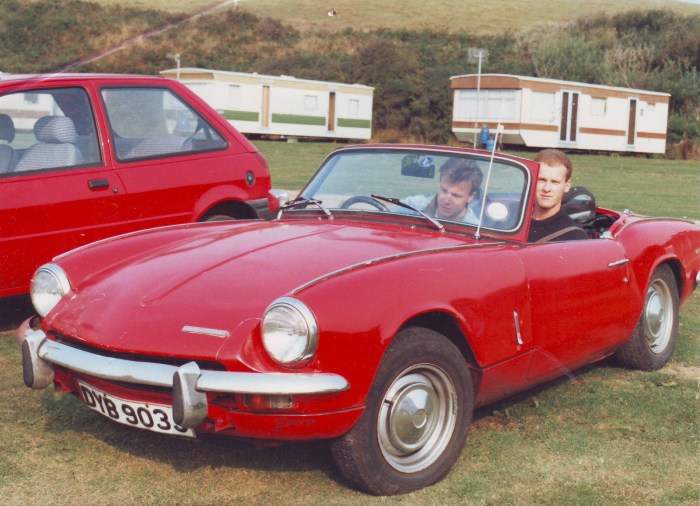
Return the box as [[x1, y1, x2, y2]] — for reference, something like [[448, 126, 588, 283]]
[[14, 115, 83, 172], [0, 113, 17, 173]]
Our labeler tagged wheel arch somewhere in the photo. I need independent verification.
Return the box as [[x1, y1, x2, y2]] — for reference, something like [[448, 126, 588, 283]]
[[198, 199, 257, 221], [646, 257, 684, 300], [663, 258, 684, 298], [399, 311, 481, 386]]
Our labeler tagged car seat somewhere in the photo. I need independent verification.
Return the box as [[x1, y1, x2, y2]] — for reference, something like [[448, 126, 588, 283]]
[[563, 186, 596, 224], [14, 115, 83, 172], [0, 113, 17, 172]]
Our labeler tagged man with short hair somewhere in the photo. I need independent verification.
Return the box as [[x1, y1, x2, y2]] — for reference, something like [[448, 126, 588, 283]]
[[424, 157, 483, 223], [528, 149, 588, 243]]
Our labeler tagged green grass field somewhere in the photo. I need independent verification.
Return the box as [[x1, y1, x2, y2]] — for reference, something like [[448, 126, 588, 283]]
[[1, 144, 698, 505]]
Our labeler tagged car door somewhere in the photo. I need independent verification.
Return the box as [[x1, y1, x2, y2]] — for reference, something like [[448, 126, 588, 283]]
[[99, 84, 246, 229], [518, 238, 642, 382], [0, 84, 127, 297]]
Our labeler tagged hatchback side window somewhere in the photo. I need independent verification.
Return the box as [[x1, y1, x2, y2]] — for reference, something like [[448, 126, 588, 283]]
[[0, 87, 100, 174], [102, 87, 227, 162]]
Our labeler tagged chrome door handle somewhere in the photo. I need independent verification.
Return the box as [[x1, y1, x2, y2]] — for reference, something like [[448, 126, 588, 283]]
[[608, 259, 629, 268]]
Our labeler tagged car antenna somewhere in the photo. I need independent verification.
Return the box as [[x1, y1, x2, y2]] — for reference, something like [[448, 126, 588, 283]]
[[474, 99, 505, 240]]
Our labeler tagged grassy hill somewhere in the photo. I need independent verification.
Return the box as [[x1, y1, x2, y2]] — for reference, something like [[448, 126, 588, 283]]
[[90, 0, 700, 34], [231, 0, 700, 34]]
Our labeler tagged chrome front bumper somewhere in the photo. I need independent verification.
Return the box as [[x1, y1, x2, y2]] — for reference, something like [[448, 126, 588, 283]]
[[18, 323, 349, 429]]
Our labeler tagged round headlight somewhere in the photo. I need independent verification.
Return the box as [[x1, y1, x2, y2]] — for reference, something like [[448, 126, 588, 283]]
[[262, 297, 318, 367], [30, 264, 71, 317]]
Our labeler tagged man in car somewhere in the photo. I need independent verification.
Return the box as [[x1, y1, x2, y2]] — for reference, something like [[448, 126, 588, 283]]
[[423, 158, 483, 223], [528, 149, 588, 243]]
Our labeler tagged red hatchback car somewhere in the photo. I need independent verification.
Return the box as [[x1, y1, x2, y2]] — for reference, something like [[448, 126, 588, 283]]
[[0, 73, 271, 297]]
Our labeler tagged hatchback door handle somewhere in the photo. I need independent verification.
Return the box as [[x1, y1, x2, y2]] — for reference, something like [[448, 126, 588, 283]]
[[608, 259, 629, 268], [88, 178, 109, 189]]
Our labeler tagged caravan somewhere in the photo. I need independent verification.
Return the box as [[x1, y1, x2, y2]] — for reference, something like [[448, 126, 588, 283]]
[[162, 68, 373, 141], [451, 74, 669, 154]]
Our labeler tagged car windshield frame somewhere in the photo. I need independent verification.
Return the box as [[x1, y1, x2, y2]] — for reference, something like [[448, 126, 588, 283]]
[[294, 146, 531, 235]]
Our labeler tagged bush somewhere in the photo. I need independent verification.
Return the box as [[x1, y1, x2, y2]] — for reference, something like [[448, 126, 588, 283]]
[[667, 136, 700, 161]]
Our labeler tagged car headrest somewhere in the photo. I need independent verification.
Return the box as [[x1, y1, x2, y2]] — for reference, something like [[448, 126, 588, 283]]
[[0, 114, 15, 142], [34, 115, 77, 144], [563, 186, 596, 223]]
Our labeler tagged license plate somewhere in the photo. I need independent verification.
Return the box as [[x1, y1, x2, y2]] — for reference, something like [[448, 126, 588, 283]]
[[78, 381, 195, 438]]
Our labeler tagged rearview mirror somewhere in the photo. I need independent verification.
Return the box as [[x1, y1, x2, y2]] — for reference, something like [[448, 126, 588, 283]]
[[401, 154, 435, 178]]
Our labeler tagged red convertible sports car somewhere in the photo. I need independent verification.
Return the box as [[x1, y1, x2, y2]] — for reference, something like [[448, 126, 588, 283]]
[[17, 144, 700, 495]]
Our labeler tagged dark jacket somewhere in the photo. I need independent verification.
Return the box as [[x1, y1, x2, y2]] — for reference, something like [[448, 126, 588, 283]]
[[528, 209, 588, 243]]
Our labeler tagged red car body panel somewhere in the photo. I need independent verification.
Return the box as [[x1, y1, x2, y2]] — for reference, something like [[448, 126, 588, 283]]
[[16, 144, 700, 444], [0, 74, 271, 297]]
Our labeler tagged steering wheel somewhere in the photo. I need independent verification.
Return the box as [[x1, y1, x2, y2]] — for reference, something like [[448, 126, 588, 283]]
[[340, 195, 389, 211]]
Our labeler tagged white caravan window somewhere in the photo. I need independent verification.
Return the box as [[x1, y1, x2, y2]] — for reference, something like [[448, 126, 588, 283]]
[[530, 91, 555, 122], [456, 89, 516, 121], [590, 97, 607, 117], [228, 85, 241, 107], [304, 95, 318, 110], [349, 98, 360, 115]]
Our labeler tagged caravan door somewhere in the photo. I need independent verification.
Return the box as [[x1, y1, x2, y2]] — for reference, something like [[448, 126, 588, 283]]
[[627, 98, 638, 146], [559, 91, 579, 143]]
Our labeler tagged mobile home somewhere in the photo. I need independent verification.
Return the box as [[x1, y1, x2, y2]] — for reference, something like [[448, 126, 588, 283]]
[[451, 74, 670, 154], [161, 68, 373, 141]]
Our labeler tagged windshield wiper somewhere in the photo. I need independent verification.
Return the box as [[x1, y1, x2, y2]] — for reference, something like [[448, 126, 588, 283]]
[[371, 194, 444, 232], [277, 197, 333, 220]]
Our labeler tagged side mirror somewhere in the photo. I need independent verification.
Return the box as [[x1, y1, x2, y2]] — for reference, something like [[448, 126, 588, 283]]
[[267, 189, 290, 214]]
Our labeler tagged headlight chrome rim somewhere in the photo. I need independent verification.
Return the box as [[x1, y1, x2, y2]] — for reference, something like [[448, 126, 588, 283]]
[[30, 263, 71, 317], [262, 297, 318, 367]]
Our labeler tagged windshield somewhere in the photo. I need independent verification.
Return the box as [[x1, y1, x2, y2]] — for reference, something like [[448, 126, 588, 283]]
[[299, 147, 530, 233]]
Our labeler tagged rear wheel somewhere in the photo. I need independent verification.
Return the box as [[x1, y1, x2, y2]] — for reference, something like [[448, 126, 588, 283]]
[[615, 265, 679, 371], [331, 327, 473, 495]]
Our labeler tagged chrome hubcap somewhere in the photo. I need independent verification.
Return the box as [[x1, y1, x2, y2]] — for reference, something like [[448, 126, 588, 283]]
[[377, 364, 457, 473], [644, 279, 672, 353]]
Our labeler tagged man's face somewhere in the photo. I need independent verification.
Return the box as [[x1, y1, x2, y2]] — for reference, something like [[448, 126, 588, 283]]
[[534, 162, 571, 218], [436, 177, 474, 220]]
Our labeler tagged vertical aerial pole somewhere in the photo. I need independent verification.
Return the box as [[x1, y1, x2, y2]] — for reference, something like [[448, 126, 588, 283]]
[[474, 53, 482, 148], [468, 48, 488, 148], [167, 53, 181, 80], [474, 98, 505, 240]]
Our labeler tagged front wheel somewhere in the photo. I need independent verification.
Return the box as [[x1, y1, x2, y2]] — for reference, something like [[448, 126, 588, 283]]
[[331, 327, 473, 495], [615, 264, 679, 371], [201, 214, 236, 222]]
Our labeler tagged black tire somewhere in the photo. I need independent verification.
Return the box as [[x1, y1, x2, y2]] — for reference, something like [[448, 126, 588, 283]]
[[615, 264, 679, 371], [202, 214, 235, 222], [331, 327, 473, 495]]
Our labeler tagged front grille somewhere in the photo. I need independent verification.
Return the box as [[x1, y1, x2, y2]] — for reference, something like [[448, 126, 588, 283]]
[[49, 331, 227, 371]]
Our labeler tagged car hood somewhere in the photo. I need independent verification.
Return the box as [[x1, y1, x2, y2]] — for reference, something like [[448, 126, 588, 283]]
[[47, 219, 470, 362]]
